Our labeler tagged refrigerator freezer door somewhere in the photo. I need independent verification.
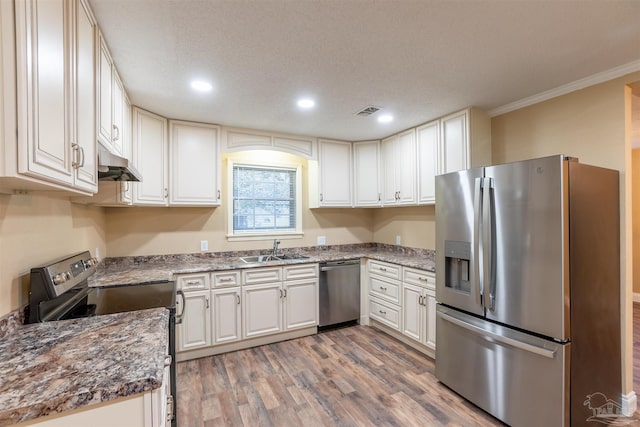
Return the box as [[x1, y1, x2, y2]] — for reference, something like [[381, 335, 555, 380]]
[[484, 155, 570, 341], [435, 305, 569, 427], [435, 167, 485, 316]]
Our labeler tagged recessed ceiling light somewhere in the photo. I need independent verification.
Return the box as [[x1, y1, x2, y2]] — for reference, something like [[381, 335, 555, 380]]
[[191, 80, 213, 92], [297, 98, 315, 109], [378, 114, 393, 123]]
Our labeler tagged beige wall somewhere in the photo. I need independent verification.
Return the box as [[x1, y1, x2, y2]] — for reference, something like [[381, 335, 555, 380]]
[[0, 194, 106, 316], [634, 149, 640, 294], [492, 71, 640, 398], [105, 150, 375, 256], [372, 205, 435, 249]]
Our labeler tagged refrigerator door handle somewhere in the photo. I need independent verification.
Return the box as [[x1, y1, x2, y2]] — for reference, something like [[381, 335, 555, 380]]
[[482, 177, 496, 311], [437, 310, 557, 359], [473, 177, 484, 307]]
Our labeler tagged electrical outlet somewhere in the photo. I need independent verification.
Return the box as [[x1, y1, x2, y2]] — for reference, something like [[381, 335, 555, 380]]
[[200, 240, 208, 252], [317, 236, 326, 246], [95, 247, 100, 260], [395, 235, 401, 245]]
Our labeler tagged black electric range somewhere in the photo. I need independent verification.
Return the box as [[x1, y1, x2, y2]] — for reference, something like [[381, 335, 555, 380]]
[[26, 251, 178, 426]]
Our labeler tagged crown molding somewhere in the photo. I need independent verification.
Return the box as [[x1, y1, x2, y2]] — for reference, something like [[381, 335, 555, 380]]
[[488, 59, 640, 117]]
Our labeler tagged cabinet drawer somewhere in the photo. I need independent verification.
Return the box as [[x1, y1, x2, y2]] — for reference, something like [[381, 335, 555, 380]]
[[212, 270, 241, 287], [369, 276, 401, 305], [403, 268, 435, 289], [176, 272, 210, 291], [369, 297, 400, 330], [369, 260, 401, 280], [242, 267, 282, 285], [283, 263, 318, 281]]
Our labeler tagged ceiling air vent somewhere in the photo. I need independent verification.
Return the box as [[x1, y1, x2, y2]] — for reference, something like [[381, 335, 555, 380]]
[[355, 105, 381, 117]]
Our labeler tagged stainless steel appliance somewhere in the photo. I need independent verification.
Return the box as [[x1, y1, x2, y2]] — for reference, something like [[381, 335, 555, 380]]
[[26, 251, 178, 427], [319, 260, 360, 328], [435, 155, 621, 427]]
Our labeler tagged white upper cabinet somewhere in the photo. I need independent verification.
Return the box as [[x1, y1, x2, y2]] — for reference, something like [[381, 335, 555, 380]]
[[440, 110, 468, 174], [381, 129, 416, 206], [132, 107, 168, 205], [131, 116, 220, 207], [12, 0, 97, 194], [416, 120, 439, 204], [310, 139, 352, 207], [169, 120, 220, 206], [96, 30, 114, 152], [353, 140, 381, 207]]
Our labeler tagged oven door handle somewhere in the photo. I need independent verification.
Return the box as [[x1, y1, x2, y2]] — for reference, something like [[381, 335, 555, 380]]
[[176, 289, 186, 324]]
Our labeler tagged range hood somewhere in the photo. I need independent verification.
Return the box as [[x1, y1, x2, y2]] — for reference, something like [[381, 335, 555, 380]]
[[97, 146, 142, 182]]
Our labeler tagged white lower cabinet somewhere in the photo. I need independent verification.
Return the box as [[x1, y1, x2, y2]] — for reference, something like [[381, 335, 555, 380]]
[[177, 290, 211, 351], [368, 260, 437, 354], [212, 287, 241, 344], [176, 264, 318, 359], [284, 279, 318, 330], [242, 282, 283, 338]]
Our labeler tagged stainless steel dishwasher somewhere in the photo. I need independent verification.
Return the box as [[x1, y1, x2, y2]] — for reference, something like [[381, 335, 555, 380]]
[[319, 260, 360, 329]]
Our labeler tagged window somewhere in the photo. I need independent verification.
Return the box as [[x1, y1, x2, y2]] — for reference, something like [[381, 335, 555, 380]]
[[229, 161, 302, 238]]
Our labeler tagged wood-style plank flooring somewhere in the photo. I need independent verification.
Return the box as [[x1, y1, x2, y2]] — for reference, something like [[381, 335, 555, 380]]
[[177, 325, 504, 426]]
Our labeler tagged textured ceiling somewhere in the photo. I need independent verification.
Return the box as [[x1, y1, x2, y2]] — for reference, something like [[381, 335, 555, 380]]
[[88, 0, 640, 141]]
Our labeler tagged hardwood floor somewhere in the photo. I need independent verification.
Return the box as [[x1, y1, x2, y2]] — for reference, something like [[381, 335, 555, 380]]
[[177, 326, 504, 426]]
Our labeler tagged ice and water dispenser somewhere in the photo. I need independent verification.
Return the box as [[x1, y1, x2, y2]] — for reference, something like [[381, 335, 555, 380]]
[[444, 240, 471, 293]]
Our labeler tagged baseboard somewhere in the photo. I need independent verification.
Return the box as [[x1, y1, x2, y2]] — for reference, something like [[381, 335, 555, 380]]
[[622, 391, 637, 417], [633, 293, 640, 303]]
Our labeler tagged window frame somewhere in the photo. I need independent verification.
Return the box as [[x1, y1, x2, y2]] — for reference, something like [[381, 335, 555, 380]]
[[227, 159, 303, 241]]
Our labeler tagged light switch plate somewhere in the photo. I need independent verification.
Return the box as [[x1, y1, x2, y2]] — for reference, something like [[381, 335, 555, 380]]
[[395, 235, 401, 245], [200, 240, 208, 251], [317, 236, 326, 245]]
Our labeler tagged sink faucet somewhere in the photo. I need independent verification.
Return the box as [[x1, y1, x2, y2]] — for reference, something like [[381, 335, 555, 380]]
[[272, 239, 281, 257]]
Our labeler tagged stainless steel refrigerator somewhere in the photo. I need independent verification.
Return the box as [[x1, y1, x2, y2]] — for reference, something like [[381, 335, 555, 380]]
[[435, 155, 621, 427]]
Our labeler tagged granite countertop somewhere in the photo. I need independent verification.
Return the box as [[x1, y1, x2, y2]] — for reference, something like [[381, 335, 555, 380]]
[[0, 308, 169, 426], [89, 245, 436, 288]]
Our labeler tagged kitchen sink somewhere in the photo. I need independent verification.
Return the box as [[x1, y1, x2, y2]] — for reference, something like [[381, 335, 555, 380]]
[[239, 254, 310, 264]]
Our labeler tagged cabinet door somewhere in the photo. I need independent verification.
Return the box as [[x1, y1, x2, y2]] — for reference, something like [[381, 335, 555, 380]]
[[416, 121, 438, 204], [72, 0, 97, 193], [177, 290, 211, 352], [318, 139, 352, 206], [381, 135, 397, 205], [96, 31, 113, 150], [169, 121, 220, 206], [441, 110, 468, 174], [242, 283, 283, 339], [395, 129, 416, 205], [284, 279, 318, 330], [425, 289, 437, 350], [401, 283, 423, 342], [111, 71, 125, 156], [132, 108, 168, 205], [15, 0, 74, 185], [212, 287, 241, 345], [353, 140, 381, 206]]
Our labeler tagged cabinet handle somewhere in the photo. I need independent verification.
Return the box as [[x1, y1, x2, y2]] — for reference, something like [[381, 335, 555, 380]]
[[279, 289, 283, 299], [164, 188, 168, 199], [378, 193, 381, 202], [418, 277, 427, 282], [219, 278, 231, 282], [379, 267, 387, 272], [112, 124, 120, 141], [380, 286, 387, 292], [217, 190, 221, 200], [186, 280, 200, 285], [379, 310, 387, 315], [320, 193, 323, 202], [283, 288, 287, 298], [72, 143, 79, 168], [418, 295, 424, 305], [164, 355, 173, 367], [205, 296, 210, 308], [176, 290, 185, 324], [236, 294, 240, 305], [78, 147, 85, 167]]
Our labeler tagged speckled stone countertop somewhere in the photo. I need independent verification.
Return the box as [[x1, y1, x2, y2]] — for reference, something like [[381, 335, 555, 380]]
[[90, 243, 436, 287], [0, 308, 168, 426]]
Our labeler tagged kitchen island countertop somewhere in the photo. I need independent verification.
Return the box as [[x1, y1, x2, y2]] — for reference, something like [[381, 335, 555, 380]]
[[0, 308, 168, 426], [89, 245, 436, 288]]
